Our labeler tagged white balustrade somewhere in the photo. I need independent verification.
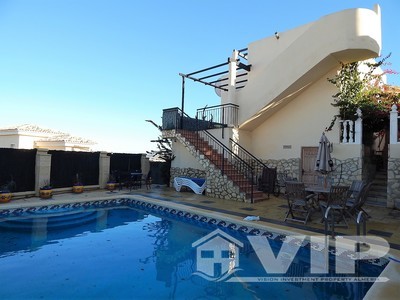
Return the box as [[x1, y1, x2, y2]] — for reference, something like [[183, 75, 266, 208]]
[[339, 108, 363, 144], [390, 104, 399, 144]]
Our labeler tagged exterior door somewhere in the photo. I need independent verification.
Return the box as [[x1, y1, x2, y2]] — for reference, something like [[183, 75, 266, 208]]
[[301, 147, 319, 186]]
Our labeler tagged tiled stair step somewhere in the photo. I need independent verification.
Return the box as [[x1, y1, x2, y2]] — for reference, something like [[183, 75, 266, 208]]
[[366, 182, 387, 206], [366, 196, 387, 207], [247, 192, 269, 203], [179, 130, 261, 202]]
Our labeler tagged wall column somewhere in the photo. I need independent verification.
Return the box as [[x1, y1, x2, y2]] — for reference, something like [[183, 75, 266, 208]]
[[99, 152, 110, 188], [35, 149, 52, 195], [141, 154, 150, 176]]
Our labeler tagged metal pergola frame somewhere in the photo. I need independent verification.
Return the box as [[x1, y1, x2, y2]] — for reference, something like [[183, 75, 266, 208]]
[[179, 48, 251, 121]]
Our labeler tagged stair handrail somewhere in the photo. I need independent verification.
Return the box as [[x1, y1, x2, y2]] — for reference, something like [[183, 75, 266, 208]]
[[230, 138, 268, 168], [165, 107, 258, 202], [194, 130, 256, 202]]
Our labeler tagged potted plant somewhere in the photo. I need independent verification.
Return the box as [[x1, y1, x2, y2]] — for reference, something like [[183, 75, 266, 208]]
[[72, 173, 84, 194], [39, 181, 53, 199], [0, 179, 17, 203], [106, 172, 117, 191]]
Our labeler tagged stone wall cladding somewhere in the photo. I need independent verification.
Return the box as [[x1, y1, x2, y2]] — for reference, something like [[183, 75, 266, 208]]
[[262, 158, 301, 180], [171, 133, 247, 202], [172, 133, 366, 203], [387, 158, 400, 208], [330, 157, 363, 185], [262, 157, 362, 186]]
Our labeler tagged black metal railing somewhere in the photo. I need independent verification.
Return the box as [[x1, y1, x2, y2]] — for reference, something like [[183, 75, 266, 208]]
[[162, 104, 238, 131], [186, 129, 256, 202], [230, 138, 266, 180], [230, 138, 276, 195], [196, 103, 239, 127], [162, 107, 223, 131], [162, 106, 275, 202]]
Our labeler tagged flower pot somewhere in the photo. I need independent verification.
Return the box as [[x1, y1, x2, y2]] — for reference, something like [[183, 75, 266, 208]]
[[0, 192, 12, 203], [72, 185, 84, 194], [40, 189, 53, 199], [106, 183, 116, 191]]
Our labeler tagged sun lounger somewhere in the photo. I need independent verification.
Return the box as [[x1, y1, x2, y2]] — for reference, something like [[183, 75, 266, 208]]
[[173, 176, 206, 195]]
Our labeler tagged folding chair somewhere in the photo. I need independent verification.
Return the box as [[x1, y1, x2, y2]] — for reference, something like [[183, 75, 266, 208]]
[[320, 185, 350, 228], [352, 182, 372, 218], [345, 180, 366, 217], [284, 181, 315, 224]]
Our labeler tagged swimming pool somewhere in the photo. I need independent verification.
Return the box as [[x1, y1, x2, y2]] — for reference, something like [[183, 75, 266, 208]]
[[0, 198, 389, 299]]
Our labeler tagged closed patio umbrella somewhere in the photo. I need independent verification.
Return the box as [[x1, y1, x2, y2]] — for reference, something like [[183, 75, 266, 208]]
[[315, 132, 334, 187]]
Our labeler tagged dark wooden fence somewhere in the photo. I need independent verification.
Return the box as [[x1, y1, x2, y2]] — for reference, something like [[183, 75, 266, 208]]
[[49, 151, 100, 188], [0, 148, 37, 192]]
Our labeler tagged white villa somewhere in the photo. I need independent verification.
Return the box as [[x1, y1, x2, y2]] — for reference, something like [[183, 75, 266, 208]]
[[0, 124, 96, 152], [161, 5, 400, 208]]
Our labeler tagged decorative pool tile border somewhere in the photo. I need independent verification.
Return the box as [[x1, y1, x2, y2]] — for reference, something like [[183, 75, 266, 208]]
[[0, 197, 389, 268]]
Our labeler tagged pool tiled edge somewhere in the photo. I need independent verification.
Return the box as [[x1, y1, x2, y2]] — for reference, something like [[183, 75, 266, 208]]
[[0, 194, 390, 270]]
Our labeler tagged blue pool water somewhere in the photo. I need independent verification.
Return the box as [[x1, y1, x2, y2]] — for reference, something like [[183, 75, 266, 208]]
[[0, 199, 388, 299]]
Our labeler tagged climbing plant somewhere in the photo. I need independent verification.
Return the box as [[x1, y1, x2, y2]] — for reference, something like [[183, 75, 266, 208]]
[[326, 54, 400, 137]]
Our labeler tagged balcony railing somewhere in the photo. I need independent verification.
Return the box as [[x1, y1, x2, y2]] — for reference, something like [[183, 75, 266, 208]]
[[196, 103, 239, 127], [162, 103, 238, 131]]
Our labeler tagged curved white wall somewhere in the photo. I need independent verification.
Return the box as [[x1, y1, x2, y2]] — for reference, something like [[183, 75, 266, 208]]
[[225, 6, 381, 131]]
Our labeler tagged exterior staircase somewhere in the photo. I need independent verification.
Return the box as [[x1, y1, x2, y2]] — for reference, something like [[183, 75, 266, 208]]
[[366, 169, 387, 207], [178, 130, 267, 202]]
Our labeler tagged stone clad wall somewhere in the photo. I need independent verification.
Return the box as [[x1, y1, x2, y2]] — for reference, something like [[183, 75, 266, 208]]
[[330, 157, 363, 185], [171, 132, 367, 203], [262, 158, 301, 180], [387, 158, 400, 208], [262, 157, 362, 186], [171, 133, 247, 202]]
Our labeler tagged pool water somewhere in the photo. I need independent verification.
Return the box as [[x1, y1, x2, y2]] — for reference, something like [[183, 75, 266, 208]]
[[0, 200, 388, 299]]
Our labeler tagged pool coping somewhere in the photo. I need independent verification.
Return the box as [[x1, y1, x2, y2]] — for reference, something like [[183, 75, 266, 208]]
[[1, 193, 399, 299]]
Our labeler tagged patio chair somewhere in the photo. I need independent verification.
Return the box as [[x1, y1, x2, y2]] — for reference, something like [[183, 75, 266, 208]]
[[258, 167, 277, 198], [274, 172, 297, 197], [344, 180, 366, 217], [352, 182, 372, 219], [284, 181, 316, 224], [320, 185, 350, 228]]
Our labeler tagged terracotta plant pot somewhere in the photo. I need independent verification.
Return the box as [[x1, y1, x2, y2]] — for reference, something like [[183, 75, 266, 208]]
[[39, 189, 53, 199], [106, 183, 116, 191], [0, 192, 12, 203], [72, 185, 84, 193]]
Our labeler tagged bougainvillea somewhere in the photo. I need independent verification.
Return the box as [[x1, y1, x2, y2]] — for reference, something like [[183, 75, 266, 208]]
[[326, 54, 400, 134]]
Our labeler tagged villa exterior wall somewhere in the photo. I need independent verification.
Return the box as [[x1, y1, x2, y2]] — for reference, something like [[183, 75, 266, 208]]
[[166, 6, 387, 204], [225, 6, 381, 129], [171, 141, 204, 170], [248, 69, 339, 160]]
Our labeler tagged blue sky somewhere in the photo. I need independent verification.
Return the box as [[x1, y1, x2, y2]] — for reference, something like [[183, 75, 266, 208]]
[[0, 0, 399, 153]]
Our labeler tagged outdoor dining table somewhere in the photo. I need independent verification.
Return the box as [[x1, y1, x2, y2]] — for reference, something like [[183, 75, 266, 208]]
[[305, 184, 350, 223], [305, 185, 331, 194], [304, 185, 332, 211]]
